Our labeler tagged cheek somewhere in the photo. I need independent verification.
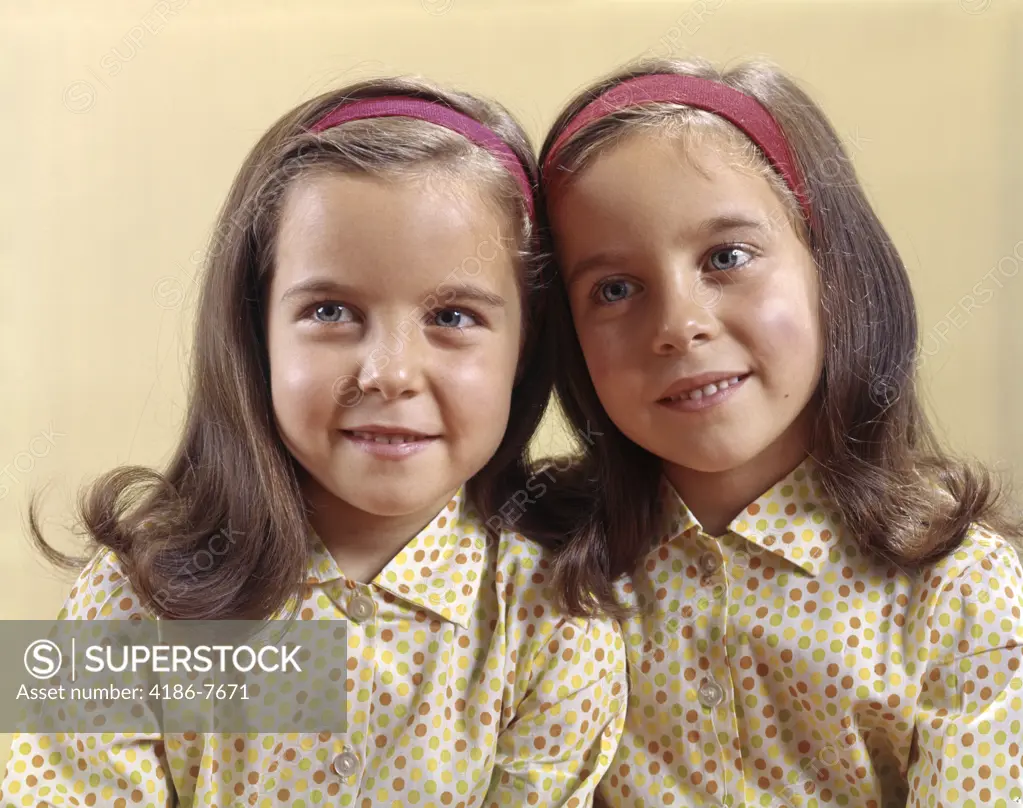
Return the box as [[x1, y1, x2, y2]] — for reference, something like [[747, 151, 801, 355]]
[[437, 336, 520, 432], [743, 288, 822, 383], [573, 315, 636, 386], [269, 340, 339, 426]]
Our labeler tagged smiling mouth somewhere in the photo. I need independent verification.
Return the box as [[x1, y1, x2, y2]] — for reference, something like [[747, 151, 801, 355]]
[[347, 433, 435, 445], [660, 374, 750, 403], [343, 430, 437, 445]]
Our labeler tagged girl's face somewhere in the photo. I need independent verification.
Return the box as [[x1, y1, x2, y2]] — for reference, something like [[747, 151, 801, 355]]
[[267, 172, 522, 521], [549, 132, 823, 480]]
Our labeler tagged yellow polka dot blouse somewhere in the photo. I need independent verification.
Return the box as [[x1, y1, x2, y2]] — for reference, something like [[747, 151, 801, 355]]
[[1, 489, 627, 808], [600, 459, 1023, 808]]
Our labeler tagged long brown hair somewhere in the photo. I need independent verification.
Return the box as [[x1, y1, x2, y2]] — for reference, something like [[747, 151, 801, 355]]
[[534, 57, 1021, 594], [29, 76, 567, 620]]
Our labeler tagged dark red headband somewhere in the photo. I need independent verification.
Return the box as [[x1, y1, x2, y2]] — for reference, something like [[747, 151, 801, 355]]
[[543, 74, 810, 220], [310, 96, 535, 218]]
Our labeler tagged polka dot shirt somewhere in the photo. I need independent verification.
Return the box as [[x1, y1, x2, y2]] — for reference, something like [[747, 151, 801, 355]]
[[599, 458, 1023, 808], [1, 489, 627, 807]]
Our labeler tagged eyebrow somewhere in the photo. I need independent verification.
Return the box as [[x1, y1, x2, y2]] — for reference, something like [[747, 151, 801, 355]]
[[563, 252, 630, 282], [279, 278, 356, 304], [694, 213, 772, 238], [434, 283, 506, 308]]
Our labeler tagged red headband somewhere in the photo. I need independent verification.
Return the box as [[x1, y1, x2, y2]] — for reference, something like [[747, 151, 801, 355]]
[[310, 96, 535, 218], [543, 74, 811, 220]]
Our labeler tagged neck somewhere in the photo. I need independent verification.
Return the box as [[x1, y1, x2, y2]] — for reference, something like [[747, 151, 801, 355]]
[[664, 415, 813, 537], [304, 481, 459, 583]]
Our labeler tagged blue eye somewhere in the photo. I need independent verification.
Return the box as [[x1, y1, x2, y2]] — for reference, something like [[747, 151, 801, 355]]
[[596, 279, 634, 304], [313, 303, 354, 323], [433, 309, 478, 328], [708, 247, 753, 271]]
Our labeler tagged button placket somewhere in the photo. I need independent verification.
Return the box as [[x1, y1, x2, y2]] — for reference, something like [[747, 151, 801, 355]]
[[337, 584, 374, 796], [693, 535, 735, 803]]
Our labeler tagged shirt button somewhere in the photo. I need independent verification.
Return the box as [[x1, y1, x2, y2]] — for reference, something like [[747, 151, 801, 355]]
[[332, 748, 361, 778], [700, 553, 720, 574], [348, 595, 375, 622], [698, 678, 725, 708]]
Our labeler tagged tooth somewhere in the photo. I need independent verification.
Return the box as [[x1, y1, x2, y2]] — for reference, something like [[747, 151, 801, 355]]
[[702, 383, 718, 396], [729, 376, 739, 385], [717, 379, 730, 390], [689, 389, 704, 400]]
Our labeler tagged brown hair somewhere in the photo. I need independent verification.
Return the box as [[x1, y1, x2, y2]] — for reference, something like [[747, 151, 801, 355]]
[[534, 57, 1021, 595], [29, 76, 569, 620]]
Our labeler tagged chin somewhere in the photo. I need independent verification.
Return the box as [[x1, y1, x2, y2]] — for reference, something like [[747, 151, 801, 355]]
[[656, 442, 757, 476], [335, 484, 442, 518]]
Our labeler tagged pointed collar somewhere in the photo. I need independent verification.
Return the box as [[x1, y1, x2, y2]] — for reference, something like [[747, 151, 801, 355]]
[[659, 458, 844, 576], [304, 488, 487, 628]]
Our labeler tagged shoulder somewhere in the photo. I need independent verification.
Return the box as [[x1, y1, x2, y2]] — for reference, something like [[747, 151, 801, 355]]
[[911, 526, 1023, 651], [490, 527, 564, 610], [924, 524, 1021, 589], [492, 527, 623, 647], [57, 549, 153, 620]]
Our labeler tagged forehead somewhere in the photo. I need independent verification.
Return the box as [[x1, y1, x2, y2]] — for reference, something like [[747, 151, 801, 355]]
[[272, 171, 518, 294], [550, 131, 785, 232]]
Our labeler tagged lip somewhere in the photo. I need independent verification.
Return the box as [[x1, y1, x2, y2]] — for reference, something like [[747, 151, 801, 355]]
[[657, 372, 751, 413], [340, 426, 440, 460], [343, 425, 436, 438]]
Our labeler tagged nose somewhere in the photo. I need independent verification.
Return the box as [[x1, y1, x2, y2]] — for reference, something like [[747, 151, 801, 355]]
[[355, 321, 427, 401], [651, 269, 720, 355]]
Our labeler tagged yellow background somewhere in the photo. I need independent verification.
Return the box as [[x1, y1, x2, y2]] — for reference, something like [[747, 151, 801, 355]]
[[2, 0, 1021, 768]]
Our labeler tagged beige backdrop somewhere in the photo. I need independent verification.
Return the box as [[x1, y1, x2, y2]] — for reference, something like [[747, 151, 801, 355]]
[[2, 0, 1021, 768]]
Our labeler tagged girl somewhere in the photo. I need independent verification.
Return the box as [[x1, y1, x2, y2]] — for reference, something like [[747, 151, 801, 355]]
[[1, 77, 627, 807], [537, 60, 1023, 807]]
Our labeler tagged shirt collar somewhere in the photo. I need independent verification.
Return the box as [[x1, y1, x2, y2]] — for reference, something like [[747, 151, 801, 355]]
[[304, 488, 487, 628], [660, 457, 844, 576]]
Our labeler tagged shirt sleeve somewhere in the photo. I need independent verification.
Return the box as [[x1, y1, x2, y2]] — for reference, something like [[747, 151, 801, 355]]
[[910, 540, 1023, 806], [0, 551, 176, 808], [484, 616, 627, 808]]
